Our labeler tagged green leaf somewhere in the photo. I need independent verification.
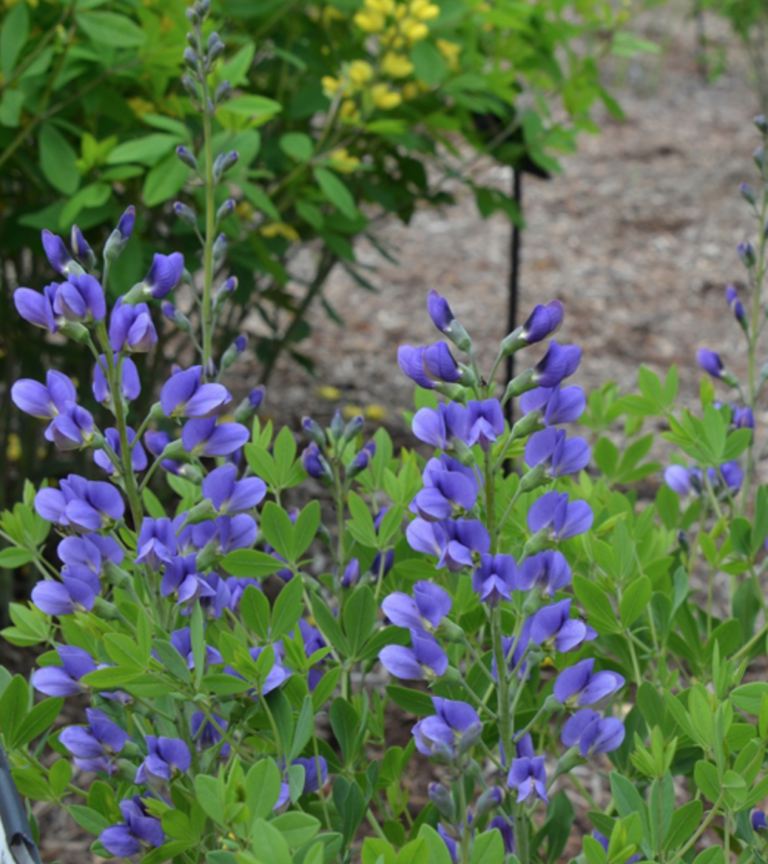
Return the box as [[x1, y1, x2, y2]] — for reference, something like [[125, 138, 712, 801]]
[[270, 577, 304, 640], [80, 667, 141, 688], [240, 585, 271, 640], [311, 595, 349, 656], [39, 124, 79, 195], [196, 775, 226, 825], [141, 842, 194, 864], [271, 812, 321, 848], [280, 132, 313, 162], [411, 40, 448, 87], [104, 633, 145, 669], [190, 602, 205, 690], [222, 549, 286, 578], [417, 825, 452, 864], [469, 829, 503, 864], [573, 575, 621, 635], [292, 501, 320, 560], [107, 134, 181, 166], [694, 761, 720, 802], [69, 805, 111, 834], [619, 576, 652, 627], [260, 502, 294, 561], [329, 697, 360, 765], [1, 2, 29, 79], [75, 11, 146, 47], [152, 640, 191, 684], [0, 547, 34, 568], [0, 675, 28, 744], [289, 695, 315, 762], [610, 773, 649, 842], [11, 696, 63, 749], [245, 760, 282, 820], [223, 95, 283, 118], [314, 167, 358, 220], [143, 151, 189, 207], [386, 685, 435, 717], [731, 683, 768, 715], [343, 585, 377, 657], [49, 758, 72, 798]]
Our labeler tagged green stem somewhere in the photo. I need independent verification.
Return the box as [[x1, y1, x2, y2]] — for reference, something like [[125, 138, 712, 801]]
[[490, 606, 511, 763], [199, 61, 216, 380], [458, 777, 471, 864]]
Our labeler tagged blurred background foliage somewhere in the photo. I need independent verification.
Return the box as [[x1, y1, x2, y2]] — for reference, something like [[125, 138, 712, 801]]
[[0, 0, 659, 513]]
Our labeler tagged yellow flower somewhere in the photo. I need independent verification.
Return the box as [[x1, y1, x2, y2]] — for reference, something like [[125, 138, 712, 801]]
[[381, 52, 414, 78], [371, 83, 402, 110], [436, 38, 461, 70], [399, 18, 429, 42], [329, 148, 360, 173], [348, 60, 374, 88], [339, 99, 360, 122], [402, 82, 420, 100], [409, 0, 439, 20], [342, 404, 364, 419], [6, 434, 21, 463], [322, 75, 342, 98], [236, 201, 255, 220], [260, 222, 300, 241], [365, 404, 387, 421], [394, 3, 407, 19], [354, 8, 386, 32], [317, 385, 341, 400], [381, 26, 405, 49], [364, 0, 395, 13], [127, 97, 155, 117]]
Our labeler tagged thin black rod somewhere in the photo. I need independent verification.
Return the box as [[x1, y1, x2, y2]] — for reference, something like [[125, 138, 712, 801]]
[[505, 167, 523, 428]]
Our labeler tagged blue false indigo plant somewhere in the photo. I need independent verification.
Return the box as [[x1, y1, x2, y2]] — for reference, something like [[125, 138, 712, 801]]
[[4, 11, 768, 864]]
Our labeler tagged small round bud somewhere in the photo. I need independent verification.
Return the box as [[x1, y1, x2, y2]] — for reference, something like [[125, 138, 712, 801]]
[[212, 150, 239, 182], [212, 233, 227, 261], [173, 202, 197, 226], [186, 8, 199, 24], [183, 47, 198, 71], [302, 417, 326, 446], [739, 241, 757, 268], [176, 146, 198, 171], [215, 81, 232, 104], [216, 199, 235, 222]]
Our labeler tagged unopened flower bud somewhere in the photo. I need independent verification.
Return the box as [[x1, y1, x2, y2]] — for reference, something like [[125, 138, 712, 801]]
[[186, 7, 199, 24], [475, 787, 503, 818], [213, 150, 239, 183], [428, 784, 456, 822], [221, 334, 247, 371], [755, 146, 766, 172], [511, 410, 543, 440], [302, 443, 333, 483], [518, 464, 547, 493], [181, 76, 200, 103], [70, 225, 96, 270], [342, 415, 364, 443], [177, 146, 198, 171], [741, 183, 756, 206], [162, 302, 193, 335], [186, 30, 199, 49], [341, 558, 360, 588], [183, 47, 199, 71], [215, 81, 232, 104], [302, 417, 326, 446], [59, 321, 91, 343], [184, 498, 217, 525], [104, 563, 131, 589], [180, 465, 203, 483], [739, 241, 756, 268], [756, 114, 768, 134], [212, 233, 227, 261], [504, 369, 535, 401], [216, 199, 235, 222], [198, 0, 211, 15], [104, 206, 135, 263], [329, 410, 344, 442], [207, 36, 225, 64], [173, 202, 197, 226], [456, 722, 483, 756], [346, 441, 375, 478]]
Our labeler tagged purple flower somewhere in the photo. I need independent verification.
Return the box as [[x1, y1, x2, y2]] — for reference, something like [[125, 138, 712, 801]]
[[664, 465, 692, 495], [59, 708, 130, 773], [527, 491, 593, 540], [181, 418, 250, 456], [516, 550, 571, 595], [411, 455, 479, 521], [524, 428, 590, 477], [145, 430, 181, 474], [561, 709, 625, 756], [193, 515, 257, 555], [142, 252, 185, 299], [161, 365, 231, 418], [553, 659, 625, 707], [109, 300, 157, 353], [398, 342, 463, 389], [341, 558, 360, 588], [94, 427, 148, 474], [521, 301, 564, 344], [42, 229, 75, 275], [472, 553, 517, 605], [32, 646, 96, 696], [14, 284, 61, 333], [191, 712, 230, 756], [57, 535, 113, 573], [406, 517, 490, 571], [733, 406, 754, 429], [11, 370, 77, 419], [697, 349, 724, 379], [379, 630, 448, 680], [488, 817, 515, 855], [519, 385, 585, 426], [493, 621, 532, 682], [93, 354, 141, 404], [726, 285, 746, 322], [381, 581, 451, 632], [169, 627, 224, 668], [135, 736, 191, 784], [438, 825, 459, 863], [135, 518, 177, 570], [55, 273, 106, 323], [529, 599, 597, 653], [293, 756, 328, 793], [533, 342, 581, 388], [412, 402, 468, 449], [752, 811, 767, 832], [464, 400, 505, 451], [507, 756, 548, 804], [225, 578, 262, 614], [99, 797, 164, 858], [302, 443, 329, 480], [35, 475, 125, 531], [161, 554, 216, 606], [31, 575, 98, 615], [412, 697, 482, 759], [202, 465, 266, 513], [47, 403, 95, 451]]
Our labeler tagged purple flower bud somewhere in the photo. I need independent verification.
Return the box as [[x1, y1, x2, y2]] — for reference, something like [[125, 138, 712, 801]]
[[527, 491, 593, 541], [472, 553, 517, 605], [302, 442, 331, 481], [521, 300, 564, 344], [697, 348, 724, 379], [532, 342, 581, 388], [398, 342, 463, 389], [176, 146, 198, 171], [104, 207, 136, 263], [173, 202, 197, 226], [14, 284, 60, 333], [725, 285, 746, 323], [341, 558, 360, 588], [215, 81, 232, 104], [143, 252, 185, 299], [217, 198, 235, 221], [100, 797, 164, 857], [212, 232, 227, 259], [741, 183, 756, 205], [70, 225, 95, 269], [348, 441, 376, 477], [249, 386, 265, 409], [739, 242, 756, 268], [427, 290, 455, 331], [42, 229, 76, 275], [181, 418, 249, 457], [752, 810, 767, 832], [553, 658, 625, 707], [213, 150, 239, 182]]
